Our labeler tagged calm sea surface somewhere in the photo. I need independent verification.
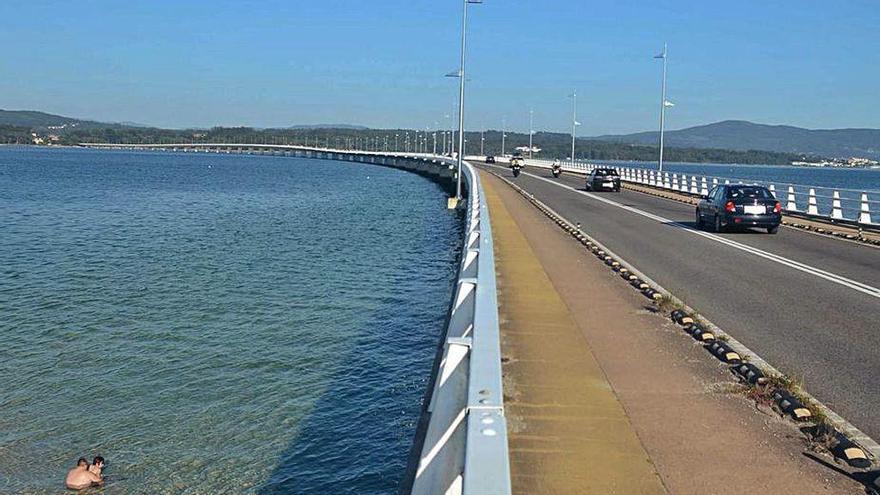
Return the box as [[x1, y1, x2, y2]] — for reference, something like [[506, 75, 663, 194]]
[[0, 147, 462, 494]]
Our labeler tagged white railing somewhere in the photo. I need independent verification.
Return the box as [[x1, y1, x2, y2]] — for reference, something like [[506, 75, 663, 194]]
[[514, 157, 878, 227]]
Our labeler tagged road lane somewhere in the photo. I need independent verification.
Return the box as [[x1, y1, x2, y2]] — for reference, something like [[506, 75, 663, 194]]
[[480, 164, 880, 442]]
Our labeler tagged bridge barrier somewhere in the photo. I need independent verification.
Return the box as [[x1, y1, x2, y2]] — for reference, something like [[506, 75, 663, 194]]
[[488, 156, 880, 229], [79, 143, 512, 495]]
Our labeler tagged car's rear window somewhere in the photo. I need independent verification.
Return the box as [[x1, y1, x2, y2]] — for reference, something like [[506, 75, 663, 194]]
[[727, 186, 773, 199]]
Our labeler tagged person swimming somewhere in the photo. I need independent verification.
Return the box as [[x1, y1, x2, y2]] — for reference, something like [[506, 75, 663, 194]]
[[64, 456, 103, 490], [88, 456, 105, 478]]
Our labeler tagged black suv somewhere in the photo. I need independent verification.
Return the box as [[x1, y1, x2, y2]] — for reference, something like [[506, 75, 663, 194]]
[[696, 184, 782, 234], [585, 168, 621, 192]]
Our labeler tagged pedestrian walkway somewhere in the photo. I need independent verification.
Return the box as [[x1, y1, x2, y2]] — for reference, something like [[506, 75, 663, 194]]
[[483, 174, 667, 494]]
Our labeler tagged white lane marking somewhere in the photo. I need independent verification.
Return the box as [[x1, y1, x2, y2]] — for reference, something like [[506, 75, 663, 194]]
[[500, 166, 880, 299]]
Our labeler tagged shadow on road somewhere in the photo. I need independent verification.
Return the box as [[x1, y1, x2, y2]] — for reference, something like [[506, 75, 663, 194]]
[[802, 452, 879, 494]]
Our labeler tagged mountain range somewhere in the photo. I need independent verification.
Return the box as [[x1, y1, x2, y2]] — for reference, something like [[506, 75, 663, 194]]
[[593, 120, 880, 159], [4, 110, 878, 159]]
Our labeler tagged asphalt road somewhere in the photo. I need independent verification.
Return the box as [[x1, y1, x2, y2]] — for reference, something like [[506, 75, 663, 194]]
[[480, 164, 880, 443]]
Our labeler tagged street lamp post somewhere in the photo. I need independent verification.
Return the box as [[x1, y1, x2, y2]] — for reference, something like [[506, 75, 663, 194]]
[[480, 129, 484, 156], [453, 0, 482, 202], [501, 117, 506, 156], [569, 91, 580, 166], [528, 108, 534, 159], [655, 43, 670, 174]]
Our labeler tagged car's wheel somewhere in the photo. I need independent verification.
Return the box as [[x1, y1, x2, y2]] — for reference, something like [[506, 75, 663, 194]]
[[767, 225, 779, 234], [695, 209, 704, 230], [714, 215, 724, 233]]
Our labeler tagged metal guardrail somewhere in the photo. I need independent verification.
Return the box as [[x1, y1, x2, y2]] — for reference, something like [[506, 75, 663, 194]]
[[503, 156, 878, 228], [410, 156, 511, 495], [80, 143, 512, 495]]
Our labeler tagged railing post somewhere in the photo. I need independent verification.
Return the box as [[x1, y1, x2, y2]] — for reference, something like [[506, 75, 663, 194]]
[[859, 193, 872, 224], [808, 188, 819, 215], [690, 176, 699, 194], [831, 191, 844, 219], [672, 174, 679, 191], [663, 172, 671, 189], [787, 186, 797, 211], [700, 177, 709, 196]]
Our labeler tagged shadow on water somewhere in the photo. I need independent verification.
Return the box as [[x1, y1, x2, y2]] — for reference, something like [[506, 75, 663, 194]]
[[257, 203, 463, 495], [255, 296, 439, 494]]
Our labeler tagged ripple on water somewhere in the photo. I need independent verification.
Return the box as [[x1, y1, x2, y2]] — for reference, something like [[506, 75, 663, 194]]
[[0, 147, 462, 494]]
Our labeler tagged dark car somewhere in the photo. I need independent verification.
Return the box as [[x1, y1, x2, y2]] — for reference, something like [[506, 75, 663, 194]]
[[485, 155, 496, 164], [585, 168, 621, 192], [696, 184, 782, 234]]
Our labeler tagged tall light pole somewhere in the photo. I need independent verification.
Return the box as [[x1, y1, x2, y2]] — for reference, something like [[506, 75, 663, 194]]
[[480, 129, 485, 156], [453, 0, 483, 201], [655, 43, 670, 173], [501, 117, 506, 156], [528, 108, 534, 159], [569, 91, 580, 166]]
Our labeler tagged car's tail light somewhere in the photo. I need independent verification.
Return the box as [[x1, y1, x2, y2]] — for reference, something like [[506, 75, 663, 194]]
[[773, 202, 782, 213], [725, 201, 736, 213]]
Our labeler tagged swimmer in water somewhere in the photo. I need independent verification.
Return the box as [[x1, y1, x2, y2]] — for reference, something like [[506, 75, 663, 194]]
[[88, 456, 105, 479], [65, 457, 103, 490]]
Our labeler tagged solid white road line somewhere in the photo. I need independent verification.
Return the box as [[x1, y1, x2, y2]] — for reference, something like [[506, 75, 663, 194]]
[[498, 166, 880, 300]]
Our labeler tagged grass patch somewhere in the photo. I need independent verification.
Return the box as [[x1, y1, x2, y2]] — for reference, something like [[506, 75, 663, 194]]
[[654, 294, 681, 314]]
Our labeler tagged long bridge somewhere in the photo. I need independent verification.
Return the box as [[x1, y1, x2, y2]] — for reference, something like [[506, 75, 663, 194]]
[[80, 142, 879, 494]]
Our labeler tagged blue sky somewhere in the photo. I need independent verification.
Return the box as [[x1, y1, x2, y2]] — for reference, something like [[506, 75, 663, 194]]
[[1, 0, 878, 134]]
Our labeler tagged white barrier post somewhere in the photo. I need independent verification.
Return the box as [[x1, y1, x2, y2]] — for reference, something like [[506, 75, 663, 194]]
[[831, 191, 843, 219], [724, 179, 730, 185], [672, 174, 679, 190], [700, 177, 709, 196], [787, 186, 797, 211], [859, 193, 872, 224], [712, 178, 719, 189], [808, 188, 819, 215], [679, 174, 688, 192], [769, 184, 776, 197], [690, 176, 699, 194], [664, 172, 671, 189]]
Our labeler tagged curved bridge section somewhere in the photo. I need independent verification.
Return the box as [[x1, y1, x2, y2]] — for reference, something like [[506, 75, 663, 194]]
[[80, 143, 512, 495]]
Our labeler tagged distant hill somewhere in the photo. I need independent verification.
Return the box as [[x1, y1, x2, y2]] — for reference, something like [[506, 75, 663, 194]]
[[0, 109, 141, 131], [0, 110, 84, 128], [593, 120, 880, 159]]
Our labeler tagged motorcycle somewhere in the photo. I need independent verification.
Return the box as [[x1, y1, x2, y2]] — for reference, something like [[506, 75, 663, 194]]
[[551, 165, 562, 178], [510, 157, 524, 177]]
